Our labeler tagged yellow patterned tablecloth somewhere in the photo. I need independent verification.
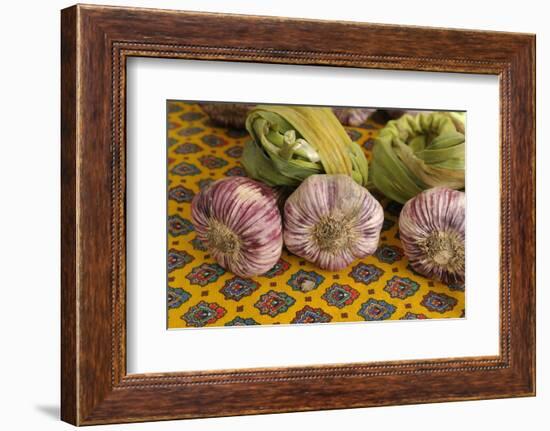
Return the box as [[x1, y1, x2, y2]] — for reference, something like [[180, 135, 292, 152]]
[[167, 101, 465, 328]]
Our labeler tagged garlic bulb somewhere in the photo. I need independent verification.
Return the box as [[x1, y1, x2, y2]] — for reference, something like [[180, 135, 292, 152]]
[[284, 174, 384, 271], [399, 187, 465, 284], [199, 103, 254, 129], [191, 177, 283, 277], [332, 107, 375, 126]]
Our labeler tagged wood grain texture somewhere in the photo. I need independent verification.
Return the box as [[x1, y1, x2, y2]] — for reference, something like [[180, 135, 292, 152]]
[[60, 5, 78, 425], [60, 4, 536, 425]]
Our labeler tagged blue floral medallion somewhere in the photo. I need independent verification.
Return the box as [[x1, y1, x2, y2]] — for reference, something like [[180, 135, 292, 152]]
[[180, 112, 204, 121], [167, 249, 194, 272], [262, 258, 291, 278], [168, 103, 183, 113], [190, 236, 208, 252], [178, 126, 204, 137], [375, 244, 405, 264], [287, 270, 324, 292], [181, 301, 226, 327], [226, 129, 248, 139], [349, 263, 384, 286], [185, 263, 225, 286], [346, 129, 362, 141], [225, 316, 259, 326], [322, 283, 360, 309], [201, 134, 227, 147], [357, 298, 396, 321], [175, 142, 201, 154], [224, 166, 246, 177], [167, 214, 194, 236], [448, 283, 465, 292], [420, 291, 458, 313], [167, 287, 191, 309], [291, 306, 332, 324], [198, 155, 229, 169], [383, 276, 420, 299], [254, 290, 295, 317], [225, 146, 243, 158], [197, 178, 215, 190], [168, 185, 195, 203], [220, 277, 260, 301], [400, 312, 427, 320], [171, 161, 201, 176]]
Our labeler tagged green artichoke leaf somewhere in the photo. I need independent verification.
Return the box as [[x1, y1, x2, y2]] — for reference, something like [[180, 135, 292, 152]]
[[370, 112, 465, 203], [243, 105, 369, 187]]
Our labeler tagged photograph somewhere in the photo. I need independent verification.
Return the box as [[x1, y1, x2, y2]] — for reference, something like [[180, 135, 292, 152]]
[[166, 101, 466, 328], [0, 0, 543, 428], [51, 2, 537, 426]]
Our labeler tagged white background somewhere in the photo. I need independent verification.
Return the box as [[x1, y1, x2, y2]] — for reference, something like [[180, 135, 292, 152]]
[[127, 59, 500, 373], [0, 0, 547, 430]]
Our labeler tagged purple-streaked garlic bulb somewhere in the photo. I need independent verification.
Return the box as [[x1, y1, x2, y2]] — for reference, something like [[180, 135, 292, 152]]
[[191, 177, 283, 277], [284, 174, 384, 271], [332, 107, 375, 126], [399, 187, 465, 284]]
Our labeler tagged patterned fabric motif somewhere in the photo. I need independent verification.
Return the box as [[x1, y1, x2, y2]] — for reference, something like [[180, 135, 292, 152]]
[[171, 161, 201, 176], [182, 301, 226, 327], [375, 244, 404, 264], [349, 263, 384, 286], [254, 290, 296, 317], [225, 316, 259, 326], [322, 283, 360, 309], [190, 236, 208, 251], [287, 270, 325, 292], [224, 166, 246, 177], [175, 143, 201, 154], [263, 259, 291, 278], [168, 185, 195, 203], [383, 276, 420, 299], [448, 283, 465, 292], [167, 287, 191, 309], [178, 127, 204, 136], [357, 299, 396, 321], [420, 291, 458, 313], [166, 102, 465, 328], [198, 155, 228, 169], [167, 214, 194, 237], [202, 134, 227, 147], [291, 306, 332, 324], [400, 312, 428, 320], [220, 277, 260, 301], [197, 178, 215, 190], [225, 146, 243, 158], [185, 263, 225, 286], [167, 249, 193, 273]]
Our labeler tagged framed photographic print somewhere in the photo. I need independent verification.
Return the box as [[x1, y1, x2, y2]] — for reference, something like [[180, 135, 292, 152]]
[[61, 4, 536, 425]]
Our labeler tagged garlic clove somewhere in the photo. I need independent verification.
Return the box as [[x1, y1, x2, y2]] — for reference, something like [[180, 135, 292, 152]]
[[399, 187, 465, 284], [284, 174, 384, 271], [191, 177, 283, 277]]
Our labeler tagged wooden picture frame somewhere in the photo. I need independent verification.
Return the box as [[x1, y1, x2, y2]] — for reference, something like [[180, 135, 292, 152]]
[[61, 4, 536, 425]]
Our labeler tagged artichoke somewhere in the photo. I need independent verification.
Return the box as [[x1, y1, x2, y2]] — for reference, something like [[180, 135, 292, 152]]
[[370, 112, 465, 204], [242, 105, 369, 187]]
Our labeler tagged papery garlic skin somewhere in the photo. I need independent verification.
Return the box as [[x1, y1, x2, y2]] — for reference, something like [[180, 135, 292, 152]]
[[284, 174, 384, 271], [399, 187, 465, 284], [191, 177, 283, 277]]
